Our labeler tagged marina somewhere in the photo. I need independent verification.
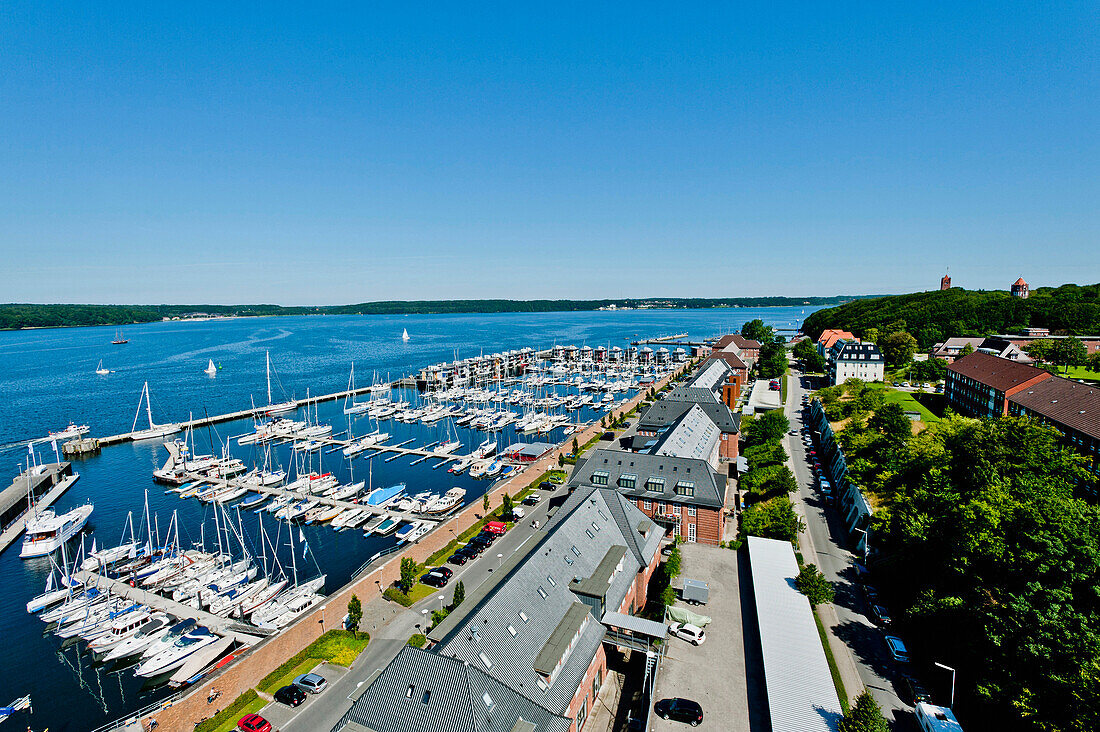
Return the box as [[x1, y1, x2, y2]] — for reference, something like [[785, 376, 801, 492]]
[[0, 307, 812, 731]]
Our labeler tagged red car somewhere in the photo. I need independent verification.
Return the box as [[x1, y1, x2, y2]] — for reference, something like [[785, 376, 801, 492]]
[[484, 521, 507, 535], [238, 714, 272, 732]]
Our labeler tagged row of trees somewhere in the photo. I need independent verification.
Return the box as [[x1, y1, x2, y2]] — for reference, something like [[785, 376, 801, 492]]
[[742, 319, 790, 379], [803, 283, 1100, 350], [739, 409, 804, 542], [833, 399, 1100, 731]]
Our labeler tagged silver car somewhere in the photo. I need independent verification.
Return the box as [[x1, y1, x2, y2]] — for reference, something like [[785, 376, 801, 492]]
[[294, 671, 328, 694]]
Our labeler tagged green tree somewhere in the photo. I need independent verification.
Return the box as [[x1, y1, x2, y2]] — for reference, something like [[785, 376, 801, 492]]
[[741, 318, 773, 343], [398, 557, 418, 593], [571, 437, 579, 455], [804, 350, 827, 374], [838, 691, 888, 732], [959, 342, 975, 357], [795, 564, 835, 606], [868, 402, 911, 443], [793, 338, 817, 361], [502, 492, 514, 519], [452, 580, 465, 608], [482, 493, 490, 513], [1024, 339, 1053, 363], [744, 409, 790, 446], [740, 496, 804, 542], [758, 340, 789, 378], [557, 453, 565, 468], [880, 331, 919, 367], [1051, 336, 1088, 373], [346, 594, 363, 633], [863, 327, 881, 345]]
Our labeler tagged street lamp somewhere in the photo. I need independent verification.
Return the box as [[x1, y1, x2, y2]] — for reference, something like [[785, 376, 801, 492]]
[[438, 594, 445, 611], [934, 662, 956, 708], [320, 605, 327, 632], [497, 553, 504, 568]]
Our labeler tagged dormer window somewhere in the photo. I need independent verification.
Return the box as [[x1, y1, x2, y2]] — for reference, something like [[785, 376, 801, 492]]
[[591, 470, 609, 486]]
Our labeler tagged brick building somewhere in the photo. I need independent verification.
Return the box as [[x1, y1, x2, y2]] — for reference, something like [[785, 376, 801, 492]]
[[571, 448, 727, 545], [1011, 277, 1030, 299], [940, 273, 951, 290], [945, 351, 1052, 418], [1008, 376, 1100, 487]]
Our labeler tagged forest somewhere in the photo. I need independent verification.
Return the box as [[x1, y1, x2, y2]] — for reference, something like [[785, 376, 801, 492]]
[[802, 283, 1100, 348]]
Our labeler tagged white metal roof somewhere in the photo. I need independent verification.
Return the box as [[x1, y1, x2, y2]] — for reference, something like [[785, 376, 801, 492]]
[[747, 537, 843, 732]]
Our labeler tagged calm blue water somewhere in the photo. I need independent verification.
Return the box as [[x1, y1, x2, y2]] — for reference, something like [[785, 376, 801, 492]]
[[0, 308, 813, 730]]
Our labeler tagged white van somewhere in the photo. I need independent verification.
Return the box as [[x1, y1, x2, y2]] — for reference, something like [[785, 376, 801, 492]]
[[915, 702, 963, 732]]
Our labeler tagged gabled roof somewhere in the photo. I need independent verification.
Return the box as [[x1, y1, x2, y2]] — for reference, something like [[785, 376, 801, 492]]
[[571, 448, 726, 509], [639, 390, 742, 435], [706, 351, 748, 370], [1013, 277, 1028, 286], [834, 342, 884, 363], [648, 404, 720, 461], [333, 645, 572, 732], [947, 351, 1051, 393], [1009, 375, 1100, 441], [689, 359, 732, 392], [817, 329, 855, 349]]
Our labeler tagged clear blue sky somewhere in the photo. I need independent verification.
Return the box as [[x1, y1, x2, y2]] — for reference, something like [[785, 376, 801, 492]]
[[2, 2, 1097, 305]]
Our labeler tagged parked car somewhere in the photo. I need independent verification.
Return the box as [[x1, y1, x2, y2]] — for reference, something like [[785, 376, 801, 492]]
[[294, 672, 328, 694], [863, 585, 880, 605], [885, 635, 910, 663], [421, 570, 450, 587], [788, 429, 799, 436], [522, 493, 542, 505], [484, 521, 508, 535], [669, 622, 706, 645], [238, 714, 273, 732], [274, 684, 307, 707], [432, 566, 453, 580], [510, 506, 526, 520], [654, 698, 704, 726], [461, 543, 484, 558], [539, 480, 555, 490], [548, 473, 565, 484], [871, 604, 893, 626], [448, 550, 470, 566], [897, 674, 934, 705]]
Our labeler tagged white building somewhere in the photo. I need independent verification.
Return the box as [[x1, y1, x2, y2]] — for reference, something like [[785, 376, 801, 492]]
[[831, 342, 885, 385]]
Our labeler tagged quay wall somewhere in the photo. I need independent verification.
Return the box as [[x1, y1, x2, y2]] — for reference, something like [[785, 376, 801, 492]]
[[140, 362, 692, 732]]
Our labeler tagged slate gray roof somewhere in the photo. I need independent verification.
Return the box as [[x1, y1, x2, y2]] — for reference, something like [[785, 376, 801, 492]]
[[834, 341, 884, 363], [638, 396, 741, 435], [333, 645, 572, 732], [571, 448, 726, 509], [688, 359, 732, 391], [648, 404, 720, 461], [427, 486, 661, 716]]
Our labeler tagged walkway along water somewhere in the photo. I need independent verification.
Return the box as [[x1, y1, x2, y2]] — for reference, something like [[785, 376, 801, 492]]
[[128, 360, 692, 732]]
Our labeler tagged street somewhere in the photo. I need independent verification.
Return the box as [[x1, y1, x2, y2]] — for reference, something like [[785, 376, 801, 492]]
[[783, 367, 914, 729]]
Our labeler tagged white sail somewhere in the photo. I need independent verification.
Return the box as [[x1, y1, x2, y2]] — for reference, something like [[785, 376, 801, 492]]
[[402, 328, 409, 342], [205, 359, 217, 376], [96, 360, 110, 375]]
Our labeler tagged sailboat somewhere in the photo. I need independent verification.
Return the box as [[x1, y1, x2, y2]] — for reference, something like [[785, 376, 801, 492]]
[[402, 328, 410, 342], [112, 329, 128, 344], [260, 351, 297, 416], [204, 359, 217, 376], [95, 360, 110, 375], [130, 382, 181, 441], [343, 363, 370, 415]]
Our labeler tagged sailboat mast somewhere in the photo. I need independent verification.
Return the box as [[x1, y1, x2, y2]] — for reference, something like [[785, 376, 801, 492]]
[[267, 351, 273, 406]]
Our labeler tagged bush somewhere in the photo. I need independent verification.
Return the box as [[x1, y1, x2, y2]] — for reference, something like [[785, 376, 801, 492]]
[[193, 689, 261, 732], [795, 564, 836, 606], [407, 633, 427, 648], [838, 690, 889, 732], [383, 587, 413, 606], [740, 496, 805, 542]]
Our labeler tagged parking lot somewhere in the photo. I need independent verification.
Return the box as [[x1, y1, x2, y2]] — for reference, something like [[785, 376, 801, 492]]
[[651, 543, 767, 732], [256, 661, 349, 729]]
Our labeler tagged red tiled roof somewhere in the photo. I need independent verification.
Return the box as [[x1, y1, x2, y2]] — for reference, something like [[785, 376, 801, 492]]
[[707, 351, 747, 370], [947, 351, 1050, 393], [1013, 278, 1027, 286], [817, 329, 855, 349], [1010, 376, 1100, 442]]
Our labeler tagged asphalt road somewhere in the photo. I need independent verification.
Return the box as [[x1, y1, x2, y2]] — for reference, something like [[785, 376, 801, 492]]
[[783, 367, 915, 730]]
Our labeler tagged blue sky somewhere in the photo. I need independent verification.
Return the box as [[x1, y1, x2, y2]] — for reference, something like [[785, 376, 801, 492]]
[[2, 2, 1097, 305]]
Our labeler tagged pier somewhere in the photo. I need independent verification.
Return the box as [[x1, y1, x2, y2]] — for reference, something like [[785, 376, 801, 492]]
[[0, 463, 80, 555], [71, 569, 268, 645]]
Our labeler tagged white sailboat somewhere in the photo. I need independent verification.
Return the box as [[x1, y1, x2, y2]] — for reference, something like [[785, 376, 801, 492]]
[[95, 360, 110, 376], [402, 328, 410, 342], [261, 351, 297, 416], [130, 382, 181, 441], [204, 359, 217, 376], [343, 363, 370, 415]]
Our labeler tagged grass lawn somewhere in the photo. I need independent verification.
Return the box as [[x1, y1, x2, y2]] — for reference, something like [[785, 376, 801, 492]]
[[883, 389, 940, 423], [1062, 365, 1100, 380], [259, 657, 321, 695]]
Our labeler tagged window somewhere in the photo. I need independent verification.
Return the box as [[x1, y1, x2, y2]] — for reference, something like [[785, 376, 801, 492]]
[[672, 504, 681, 516], [406, 685, 415, 699], [565, 555, 574, 565], [472, 629, 481, 642], [591, 522, 601, 532], [422, 690, 431, 705], [479, 652, 493, 669], [508, 624, 517, 637], [688, 506, 696, 517], [645, 476, 665, 492], [585, 528, 594, 539], [483, 693, 495, 710], [547, 575, 556, 586], [618, 473, 637, 489], [578, 698, 588, 729], [591, 470, 609, 486], [594, 667, 603, 696], [538, 586, 548, 599], [643, 500, 652, 510], [520, 611, 529, 623], [572, 545, 581, 556], [688, 523, 697, 543], [674, 481, 695, 497]]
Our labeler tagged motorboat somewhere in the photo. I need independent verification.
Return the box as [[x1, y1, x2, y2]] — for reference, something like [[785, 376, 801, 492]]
[[87, 609, 160, 653], [425, 487, 466, 515], [20, 504, 94, 559], [101, 613, 175, 662], [135, 625, 220, 677], [137, 618, 197, 660], [371, 517, 400, 536], [398, 521, 433, 544], [48, 422, 90, 441]]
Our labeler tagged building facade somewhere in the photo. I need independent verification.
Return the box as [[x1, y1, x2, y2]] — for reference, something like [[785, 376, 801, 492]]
[[1011, 277, 1030, 298], [830, 342, 885, 385], [1008, 376, 1100, 487], [944, 351, 1052, 418]]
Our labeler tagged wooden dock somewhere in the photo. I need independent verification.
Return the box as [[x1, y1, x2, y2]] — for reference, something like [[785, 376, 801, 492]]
[[72, 570, 267, 645]]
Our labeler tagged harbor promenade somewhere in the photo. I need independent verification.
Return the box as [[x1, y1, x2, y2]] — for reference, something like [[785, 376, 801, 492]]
[[130, 360, 692, 732]]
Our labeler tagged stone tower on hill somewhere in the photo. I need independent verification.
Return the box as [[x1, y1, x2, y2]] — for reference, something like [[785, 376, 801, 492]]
[[940, 272, 951, 290], [1011, 278, 1029, 299]]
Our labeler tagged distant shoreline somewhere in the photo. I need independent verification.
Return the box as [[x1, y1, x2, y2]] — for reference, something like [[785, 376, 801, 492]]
[[0, 297, 870, 332]]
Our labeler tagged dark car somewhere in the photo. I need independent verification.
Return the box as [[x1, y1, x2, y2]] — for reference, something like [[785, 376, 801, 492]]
[[539, 480, 554, 491], [433, 566, 453, 580], [238, 714, 273, 732], [421, 571, 449, 587], [654, 697, 703, 726], [448, 550, 470, 565], [871, 604, 893, 626], [463, 542, 484, 558], [274, 684, 307, 707], [522, 493, 542, 506], [897, 674, 934, 705]]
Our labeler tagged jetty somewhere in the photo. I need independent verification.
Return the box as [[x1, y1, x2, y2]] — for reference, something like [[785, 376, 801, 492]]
[[0, 463, 80, 555], [71, 569, 268, 645]]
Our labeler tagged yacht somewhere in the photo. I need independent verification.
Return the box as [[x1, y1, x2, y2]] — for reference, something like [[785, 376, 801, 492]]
[[135, 625, 221, 677], [102, 613, 175, 662], [129, 382, 180, 441], [20, 504, 94, 559], [371, 516, 400, 536], [425, 487, 466, 515]]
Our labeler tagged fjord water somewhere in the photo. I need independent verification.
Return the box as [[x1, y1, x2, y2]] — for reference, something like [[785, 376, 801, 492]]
[[0, 308, 811, 730]]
